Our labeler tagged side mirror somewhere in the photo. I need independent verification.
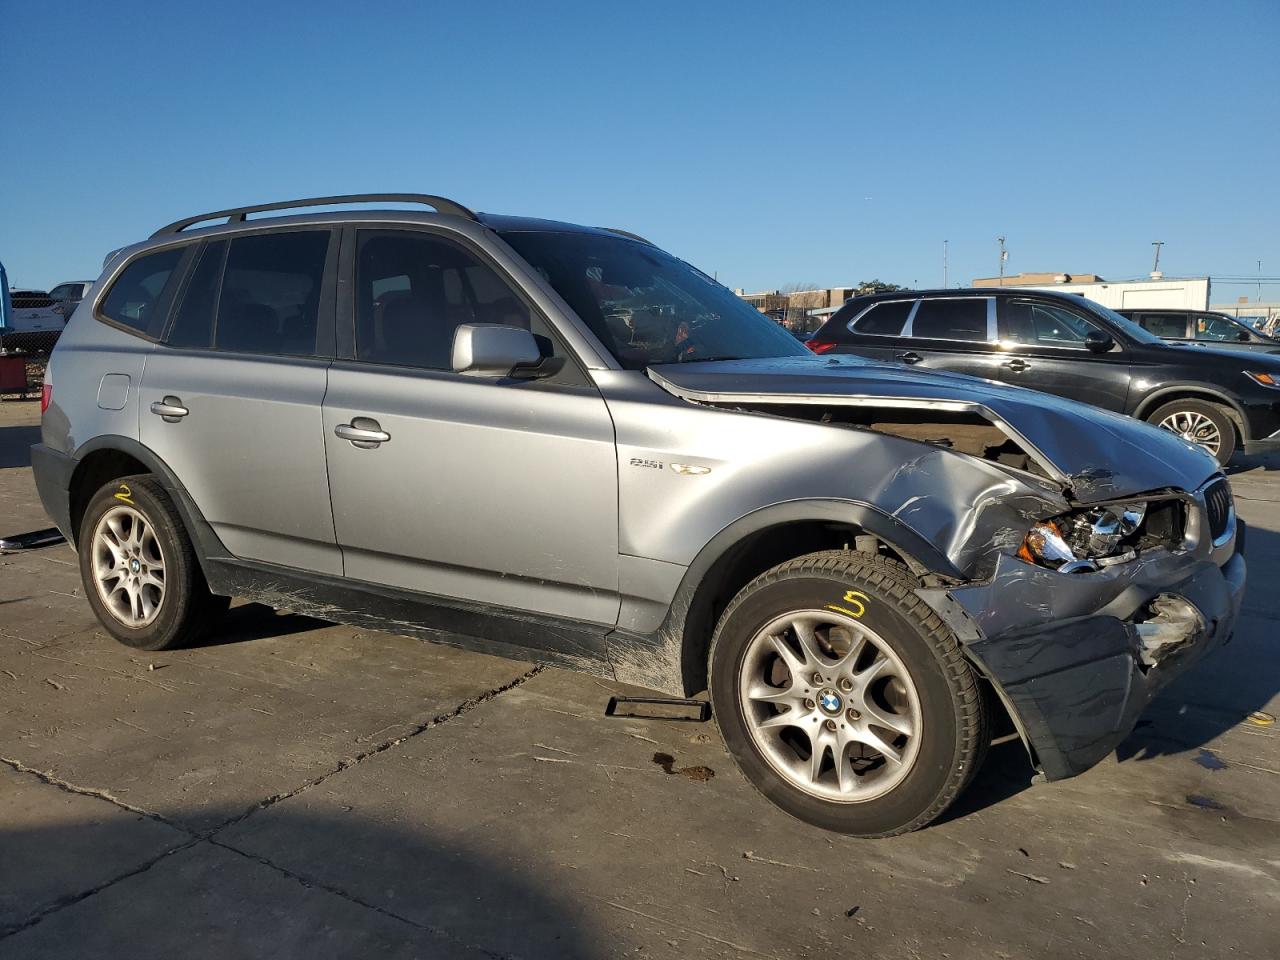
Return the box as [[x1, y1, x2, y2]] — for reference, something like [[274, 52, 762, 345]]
[[451, 323, 547, 378], [1084, 330, 1114, 353]]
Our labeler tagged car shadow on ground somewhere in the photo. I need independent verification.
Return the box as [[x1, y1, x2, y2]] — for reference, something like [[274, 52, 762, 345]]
[[1, 809, 597, 957], [934, 737, 1037, 826], [1225, 450, 1280, 475], [0, 424, 41, 469], [191, 602, 332, 648]]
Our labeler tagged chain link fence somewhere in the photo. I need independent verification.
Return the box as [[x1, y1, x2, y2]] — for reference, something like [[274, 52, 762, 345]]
[[0, 330, 59, 399]]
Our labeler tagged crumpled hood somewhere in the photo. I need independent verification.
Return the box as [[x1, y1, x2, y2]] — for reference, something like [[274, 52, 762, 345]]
[[648, 355, 1220, 502]]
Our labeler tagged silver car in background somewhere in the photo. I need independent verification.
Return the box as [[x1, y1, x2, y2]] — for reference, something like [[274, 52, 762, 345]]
[[31, 195, 1245, 836]]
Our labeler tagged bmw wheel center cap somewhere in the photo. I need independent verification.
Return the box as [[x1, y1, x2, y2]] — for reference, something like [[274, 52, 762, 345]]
[[818, 689, 842, 715]]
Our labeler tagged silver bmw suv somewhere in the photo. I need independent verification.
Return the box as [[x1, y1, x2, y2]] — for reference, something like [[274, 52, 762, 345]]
[[32, 194, 1245, 836]]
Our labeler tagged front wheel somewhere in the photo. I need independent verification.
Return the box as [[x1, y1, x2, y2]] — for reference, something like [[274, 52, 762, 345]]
[[1147, 399, 1237, 464], [709, 551, 989, 837]]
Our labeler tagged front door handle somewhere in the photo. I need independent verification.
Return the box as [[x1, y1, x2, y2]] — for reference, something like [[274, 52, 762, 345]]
[[149, 396, 189, 422], [335, 417, 391, 449], [1002, 358, 1030, 373], [896, 351, 923, 365]]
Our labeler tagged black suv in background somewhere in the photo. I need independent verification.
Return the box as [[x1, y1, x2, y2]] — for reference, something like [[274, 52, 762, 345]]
[[809, 288, 1280, 463], [1117, 308, 1280, 353]]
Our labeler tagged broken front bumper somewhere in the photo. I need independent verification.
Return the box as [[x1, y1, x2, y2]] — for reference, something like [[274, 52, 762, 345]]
[[919, 533, 1247, 781]]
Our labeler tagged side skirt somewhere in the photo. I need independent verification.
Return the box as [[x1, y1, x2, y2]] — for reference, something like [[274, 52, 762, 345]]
[[203, 557, 618, 681]]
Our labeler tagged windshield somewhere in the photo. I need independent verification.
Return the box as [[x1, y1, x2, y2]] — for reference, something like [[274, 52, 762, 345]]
[[499, 230, 809, 369], [1082, 301, 1165, 345]]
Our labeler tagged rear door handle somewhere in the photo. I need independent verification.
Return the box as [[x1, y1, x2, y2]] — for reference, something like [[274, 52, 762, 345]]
[[1002, 358, 1030, 372], [896, 351, 923, 365], [149, 396, 189, 421], [335, 417, 391, 448]]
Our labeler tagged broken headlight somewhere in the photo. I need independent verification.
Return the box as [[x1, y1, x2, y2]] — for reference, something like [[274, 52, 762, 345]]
[[1018, 502, 1147, 573]]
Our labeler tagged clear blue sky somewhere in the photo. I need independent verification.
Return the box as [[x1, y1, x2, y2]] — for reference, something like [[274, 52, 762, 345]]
[[2, 0, 1277, 303]]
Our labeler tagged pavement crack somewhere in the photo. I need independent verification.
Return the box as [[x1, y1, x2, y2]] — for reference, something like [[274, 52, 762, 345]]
[[211, 665, 545, 835], [208, 838, 515, 959], [0, 755, 183, 830], [0, 838, 200, 940]]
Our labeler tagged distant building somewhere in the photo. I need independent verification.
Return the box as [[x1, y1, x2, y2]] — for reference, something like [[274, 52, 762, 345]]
[[972, 272, 1210, 310], [735, 287, 856, 332], [1211, 298, 1280, 327]]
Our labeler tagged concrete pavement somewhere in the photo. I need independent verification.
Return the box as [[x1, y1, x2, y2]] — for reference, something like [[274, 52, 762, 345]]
[[2, 398, 1278, 959]]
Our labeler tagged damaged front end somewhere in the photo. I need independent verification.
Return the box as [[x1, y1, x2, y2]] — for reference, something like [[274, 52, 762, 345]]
[[917, 479, 1245, 781], [646, 359, 1246, 782]]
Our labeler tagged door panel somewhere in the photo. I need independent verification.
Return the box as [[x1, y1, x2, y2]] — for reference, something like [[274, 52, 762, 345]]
[[324, 365, 620, 624], [996, 299, 1131, 411], [889, 297, 1005, 381], [139, 227, 340, 572], [139, 353, 339, 572], [323, 226, 619, 629]]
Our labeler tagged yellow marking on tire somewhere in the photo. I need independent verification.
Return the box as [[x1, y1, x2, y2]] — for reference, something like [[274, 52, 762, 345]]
[[113, 483, 134, 505], [828, 589, 869, 618]]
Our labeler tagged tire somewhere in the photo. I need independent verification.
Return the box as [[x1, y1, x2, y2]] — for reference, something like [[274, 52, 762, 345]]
[[78, 474, 229, 651], [1147, 399, 1237, 464], [709, 551, 989, 837]]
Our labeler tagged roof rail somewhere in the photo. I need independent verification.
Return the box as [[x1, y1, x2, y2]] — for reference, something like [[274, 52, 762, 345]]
[[151, 193, 478, 237], [602, 227, 655, 246]]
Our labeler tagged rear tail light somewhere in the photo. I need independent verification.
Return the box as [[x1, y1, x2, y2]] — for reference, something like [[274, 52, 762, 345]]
[[41, 380, 52, 415], [807, 339, 838, 354]]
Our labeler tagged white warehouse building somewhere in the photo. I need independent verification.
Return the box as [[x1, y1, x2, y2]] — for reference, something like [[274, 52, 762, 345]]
[[971, 272, 1210, 310]]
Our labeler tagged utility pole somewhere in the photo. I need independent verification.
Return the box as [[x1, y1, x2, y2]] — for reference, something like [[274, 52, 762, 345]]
[[1259, 260, 1263, 302], [997, 236, 1007, 285], [1151, 241, 1164, 276], [943, 240, 949, 288]]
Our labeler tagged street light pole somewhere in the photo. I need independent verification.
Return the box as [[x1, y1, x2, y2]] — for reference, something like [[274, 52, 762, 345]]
[[1151, 241, 1164, 276], [997, 236, 1007, 285], [943, 240, 948, 288]]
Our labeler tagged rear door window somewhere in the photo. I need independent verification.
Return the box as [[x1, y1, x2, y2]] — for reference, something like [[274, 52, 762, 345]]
[[167, 240, 227, 349], [851, 300, 913, 336], [1135, 312, 1189, 339], [99, 247, 186, 335], [909, 298, 989, 341], [214, 231, 331, 356]]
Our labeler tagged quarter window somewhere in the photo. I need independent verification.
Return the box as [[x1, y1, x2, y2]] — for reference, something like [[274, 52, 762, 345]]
[[852, 300, 913, 336], [355, 230, 533, 369], [909, 298, 989, 341], [214, 231, 330, 356], [99, 248, 184, 334]]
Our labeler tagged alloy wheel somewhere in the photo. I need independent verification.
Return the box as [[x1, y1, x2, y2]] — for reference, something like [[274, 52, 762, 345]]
[[1157, 409, 1222, 456], [738, 610, 921, 802], [90, 505, 166, 627]]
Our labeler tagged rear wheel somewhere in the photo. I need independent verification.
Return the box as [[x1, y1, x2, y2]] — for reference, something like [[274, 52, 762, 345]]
[[1147, 398, 1236, 464], [709, 551, 988, 836], [78, 475, 228, 650]]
